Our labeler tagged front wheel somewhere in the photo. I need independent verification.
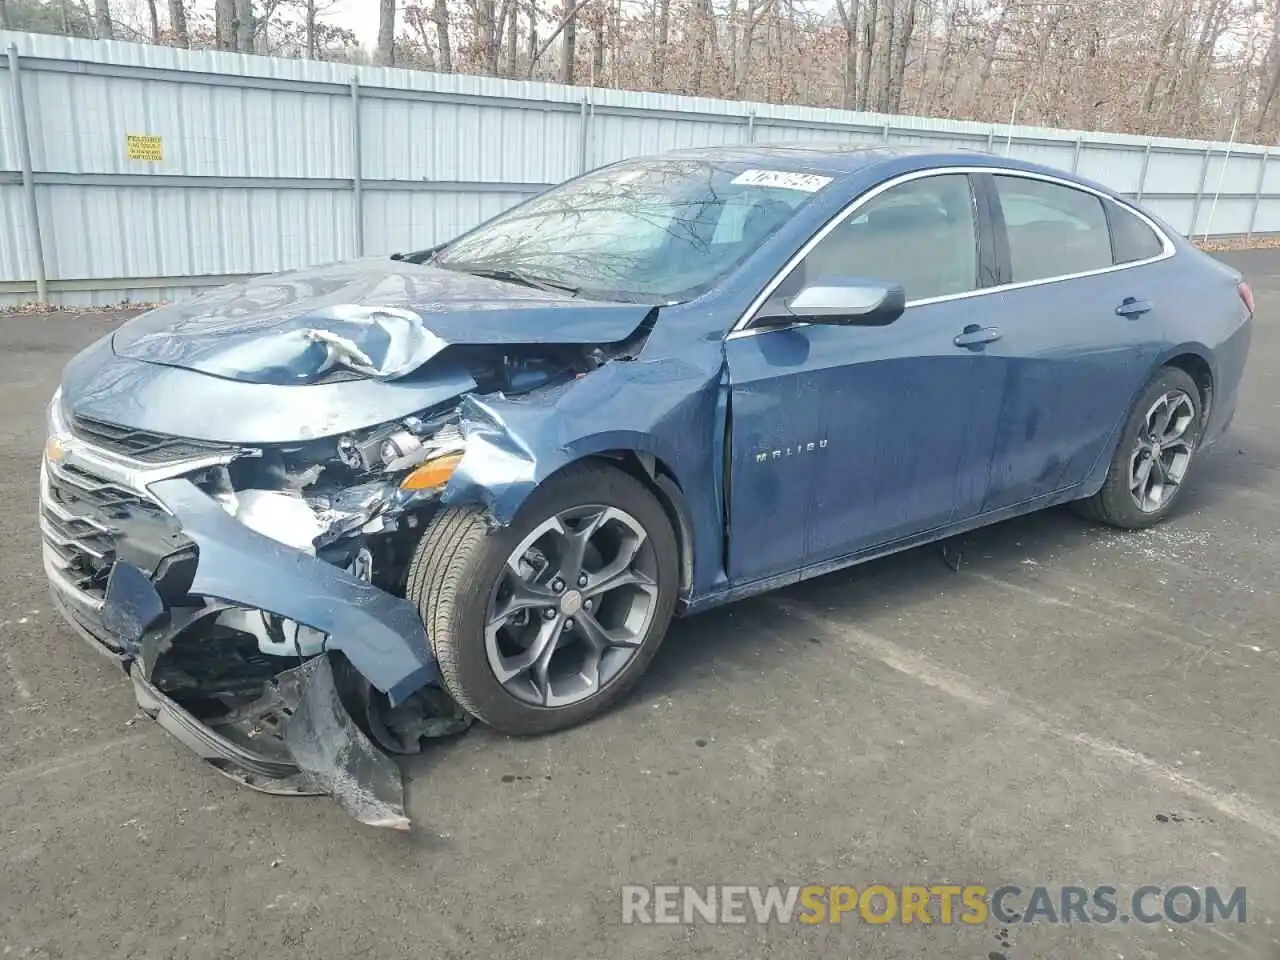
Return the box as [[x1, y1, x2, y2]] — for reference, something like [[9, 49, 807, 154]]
[[406, 461, 679, 735], [1075, 365, 1203, 529]]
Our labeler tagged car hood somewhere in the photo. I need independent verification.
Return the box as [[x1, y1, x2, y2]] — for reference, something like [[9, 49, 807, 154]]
[[112, 258, 655, 385]]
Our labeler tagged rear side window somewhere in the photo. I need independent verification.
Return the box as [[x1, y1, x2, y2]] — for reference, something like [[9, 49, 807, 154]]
[[1107, 202, 1164, 263], [993, 175, 1113, 282]]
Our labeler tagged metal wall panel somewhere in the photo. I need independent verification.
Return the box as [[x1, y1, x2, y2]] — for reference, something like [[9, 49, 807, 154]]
[[1077, 147, 1146, 191], [0, 29, 1274, 307], [0, 185, 33, 278], [361, 98, 577, 183], [1144, 151, 1211, 195], [361, 188, 539, 256], [1194, 196, 1256, 237], [1143, 197, 1197, 234], [1252, 199, 1280, 234]]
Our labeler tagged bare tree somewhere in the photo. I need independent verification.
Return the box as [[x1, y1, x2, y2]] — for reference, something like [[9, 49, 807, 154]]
[[833, 0, 860, 108], [887, 0, 918, 112], [404, 2, 435, 68], [215, 0, 235, 49], [525, 0, 539, 72], [505, 0, 520, 74], [234, 0, 254, 51], [652, 0, 671, 87], [589, 1, 605, 82], [857, 0, 878, 110], [303, 0, 317, 58], [168, 0, 188, 46], [526, 0, 591, 77], [376, 0, 396, 65], [1255, 1, 1280, 134], [13, 0, 1280, 143], [93, 0, 111, 38], [434, 0, 453, 71], [560, 2, 577, 83]]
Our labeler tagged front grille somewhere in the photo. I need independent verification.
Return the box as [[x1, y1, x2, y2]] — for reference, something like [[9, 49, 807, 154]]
[[40, 457, 166, 607], [70, 415, 231, 464]]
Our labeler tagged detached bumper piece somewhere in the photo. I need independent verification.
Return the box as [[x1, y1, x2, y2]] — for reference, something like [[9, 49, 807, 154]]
[[132, 657, 409, 830], [95, 560, 414, 829], [41, 456, 462, 830]]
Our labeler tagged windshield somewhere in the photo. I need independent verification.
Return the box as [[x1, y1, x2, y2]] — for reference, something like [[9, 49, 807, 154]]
[[432, 158, 828, 302]]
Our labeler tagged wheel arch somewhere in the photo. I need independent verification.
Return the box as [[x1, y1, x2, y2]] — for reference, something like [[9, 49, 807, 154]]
[[1082, 345, 1216, 497], [1159, 348, 1214, 428], [584, 450, 696, 604], [441, 428, 696, 606]]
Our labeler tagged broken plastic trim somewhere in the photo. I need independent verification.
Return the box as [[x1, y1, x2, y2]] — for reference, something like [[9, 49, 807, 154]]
[[148, 477, 437, 706], [102, 563, 414, 829], [132, 656, 409, 829]]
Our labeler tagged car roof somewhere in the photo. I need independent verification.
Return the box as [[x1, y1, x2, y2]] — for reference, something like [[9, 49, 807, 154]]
[[654, 142, 962, 173], [649, 142, 1080, 186]]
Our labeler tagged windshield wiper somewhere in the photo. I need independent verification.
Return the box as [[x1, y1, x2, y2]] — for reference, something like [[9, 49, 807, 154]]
[[445, 264, 581, 297]]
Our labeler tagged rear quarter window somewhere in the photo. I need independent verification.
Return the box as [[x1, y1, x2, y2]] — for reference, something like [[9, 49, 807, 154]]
[[1107, 202, 1165, 263]]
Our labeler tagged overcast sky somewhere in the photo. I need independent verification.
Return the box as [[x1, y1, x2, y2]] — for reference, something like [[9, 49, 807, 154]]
[[289, 0, 381, 46], [118, 1, 383, 48]]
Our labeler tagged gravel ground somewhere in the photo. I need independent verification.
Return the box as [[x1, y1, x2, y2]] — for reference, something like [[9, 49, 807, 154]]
[[2, 251, 1279, 959]]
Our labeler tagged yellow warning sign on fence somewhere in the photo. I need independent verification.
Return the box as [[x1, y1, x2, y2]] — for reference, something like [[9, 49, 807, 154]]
[[126, 134, 163, 162]]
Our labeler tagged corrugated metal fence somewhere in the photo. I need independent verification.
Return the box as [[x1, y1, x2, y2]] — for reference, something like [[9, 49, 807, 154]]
[[1, 30, 1276, 306]]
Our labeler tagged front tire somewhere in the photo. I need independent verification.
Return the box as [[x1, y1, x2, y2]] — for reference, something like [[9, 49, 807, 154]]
[[406, 461, 679, 735], [1075, 366, 1203, 529]]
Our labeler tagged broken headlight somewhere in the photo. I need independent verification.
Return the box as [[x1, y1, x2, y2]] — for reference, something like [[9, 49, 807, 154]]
[[202, 413, 465, 555]]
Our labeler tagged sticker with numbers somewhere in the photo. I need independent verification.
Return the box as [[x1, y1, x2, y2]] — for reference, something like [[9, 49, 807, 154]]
[[730, 168, 832, 192]]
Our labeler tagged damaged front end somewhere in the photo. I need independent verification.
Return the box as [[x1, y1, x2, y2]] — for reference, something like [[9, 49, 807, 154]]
[[43, 277, 660, 828], [40, 388, 482, 829]]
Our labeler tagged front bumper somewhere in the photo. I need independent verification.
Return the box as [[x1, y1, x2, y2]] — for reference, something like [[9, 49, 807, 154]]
[[40, 439, 446, 829]]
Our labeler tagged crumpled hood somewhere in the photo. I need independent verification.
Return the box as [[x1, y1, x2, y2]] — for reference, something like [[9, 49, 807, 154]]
[[112, 258, 655, 385]]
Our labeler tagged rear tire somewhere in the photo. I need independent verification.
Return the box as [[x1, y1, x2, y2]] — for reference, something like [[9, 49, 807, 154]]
[[1075, 366, 1203, 529], [405, 461, 679, 735]]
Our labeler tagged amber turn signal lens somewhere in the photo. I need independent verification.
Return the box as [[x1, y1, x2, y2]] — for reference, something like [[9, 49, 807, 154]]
[[45, 435, 69, 463], [400, 453, 464, 491]]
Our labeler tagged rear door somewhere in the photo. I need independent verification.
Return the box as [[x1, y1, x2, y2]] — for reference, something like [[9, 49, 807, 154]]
[[724, 172, 1006, 584], [976, 173, 1171, 511]]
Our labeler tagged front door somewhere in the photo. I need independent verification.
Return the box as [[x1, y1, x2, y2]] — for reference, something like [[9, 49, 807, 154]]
[[724, 172, 1005, 584]]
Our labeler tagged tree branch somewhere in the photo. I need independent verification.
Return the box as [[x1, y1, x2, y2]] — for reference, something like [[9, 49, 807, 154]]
[[528, 0, 595, 75]]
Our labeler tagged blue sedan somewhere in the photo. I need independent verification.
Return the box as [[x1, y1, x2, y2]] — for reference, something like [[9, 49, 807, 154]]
[[43, 145, 1253, 826]]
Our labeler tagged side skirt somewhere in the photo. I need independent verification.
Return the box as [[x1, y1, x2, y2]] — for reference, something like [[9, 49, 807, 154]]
[[682, 482, 1086, 615]]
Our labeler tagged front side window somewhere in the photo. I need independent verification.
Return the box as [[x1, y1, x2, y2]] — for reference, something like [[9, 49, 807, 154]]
[[793, 174, 979, 302], [433, 158, 820, 302], [993, 175, 1112, 282]]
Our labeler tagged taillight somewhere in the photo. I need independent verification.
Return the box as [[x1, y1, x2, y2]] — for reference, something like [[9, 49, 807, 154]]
[[1238, 281, 1255, 316]]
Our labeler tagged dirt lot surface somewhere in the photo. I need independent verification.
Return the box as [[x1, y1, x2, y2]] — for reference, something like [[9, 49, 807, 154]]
[[2, 251, 1278, 959]]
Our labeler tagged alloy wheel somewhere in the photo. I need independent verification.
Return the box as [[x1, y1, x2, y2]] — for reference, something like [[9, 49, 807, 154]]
[[484, 505, 659, 707], [1128, 389, 1196, 513]]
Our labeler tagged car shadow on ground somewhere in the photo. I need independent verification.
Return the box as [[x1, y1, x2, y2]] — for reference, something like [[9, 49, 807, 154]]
[[630, 442, 1263, 705], [402, 442, 1267, 775], [632, 504, 1100, 702]]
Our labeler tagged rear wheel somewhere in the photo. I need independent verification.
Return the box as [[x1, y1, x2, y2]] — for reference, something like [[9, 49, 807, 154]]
[[1075, 366, 1203, 529], [406, 461, 679, 735]]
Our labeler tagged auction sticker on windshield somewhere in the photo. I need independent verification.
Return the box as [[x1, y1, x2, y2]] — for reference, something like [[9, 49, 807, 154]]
[[731, 169, 833, 192]]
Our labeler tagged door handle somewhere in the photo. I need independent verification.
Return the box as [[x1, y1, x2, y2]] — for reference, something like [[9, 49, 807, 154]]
[[1116, 297, 1153, 318], [953, 324, 1002, 348]]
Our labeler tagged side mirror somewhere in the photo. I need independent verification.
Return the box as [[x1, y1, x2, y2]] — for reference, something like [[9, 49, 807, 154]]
[[752, 278, 906, 328]]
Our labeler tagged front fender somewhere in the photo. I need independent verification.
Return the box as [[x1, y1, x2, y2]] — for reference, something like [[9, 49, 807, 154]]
[[439, 356, 727, 597]]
